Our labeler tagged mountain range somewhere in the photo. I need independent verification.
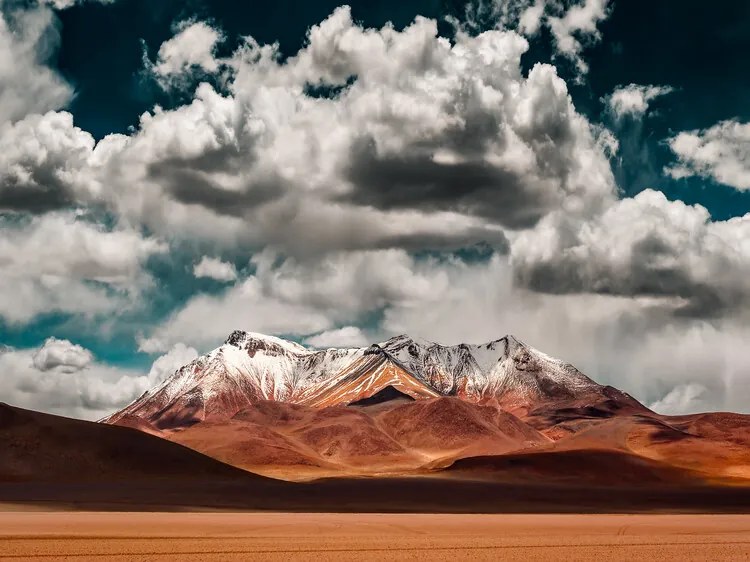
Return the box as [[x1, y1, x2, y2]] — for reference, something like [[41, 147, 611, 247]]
[[105, 331, 641, 426], [97, 331, 750, 483]]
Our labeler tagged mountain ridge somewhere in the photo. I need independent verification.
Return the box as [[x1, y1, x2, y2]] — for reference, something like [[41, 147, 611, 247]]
[[104, 330, 646, 430]]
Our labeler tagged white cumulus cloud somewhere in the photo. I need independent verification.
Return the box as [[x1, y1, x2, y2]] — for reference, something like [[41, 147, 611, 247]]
[[547, 0, 611, 77], [145, 343, 198, 384], [511, 189, 750, 317], [32, 337, 93, 372], [0, 111, 96, 212], [460, 0, 612, 77], [59, 7, 616, 256], [604, 83, 674, 120], [193, 256, 238, 282], [0, 212, 166, 323], [0, 341, 145, 420], [0, 339, 204, 420], [666, 120, 750, 191], [148, 20, 225, 89]]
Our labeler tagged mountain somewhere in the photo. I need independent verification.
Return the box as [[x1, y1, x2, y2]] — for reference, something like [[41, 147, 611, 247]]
[[105, 330, 645, 430], [165, 397, 551, 479]]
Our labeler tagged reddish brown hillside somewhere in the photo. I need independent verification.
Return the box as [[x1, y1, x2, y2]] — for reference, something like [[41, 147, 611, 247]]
[[0, 403, 265, 483], [377, 397, 549, 459]]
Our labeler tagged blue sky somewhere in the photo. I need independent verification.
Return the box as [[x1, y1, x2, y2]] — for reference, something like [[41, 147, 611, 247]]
[[1, 0, 749, 419]]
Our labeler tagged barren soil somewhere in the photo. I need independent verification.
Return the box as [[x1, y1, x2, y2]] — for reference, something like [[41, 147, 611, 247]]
[[2, 512, 750, 561]]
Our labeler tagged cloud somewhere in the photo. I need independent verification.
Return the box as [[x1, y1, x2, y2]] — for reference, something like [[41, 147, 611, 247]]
[[0, 341, 147, 420], [0, 111, 95, 212], [305, 326, 370, 348], [193, 256, 238, 282], [145, 343, 198, 384], [602, 84, 671, 194], [461, 0, 612, 78], [0, 0, 119, 128], [141, 248, 459, 350], [0, 4, 73, 124], [0, 338, 202, 420], [604, 84, 674, 120], [139, 278, 332, 353], [147, 20, 225, 89], [649, 383, 709, 415], [45, 7, 616, 256], [32, 337, 93, 372], [511, 189, 750, 317], [42, 0, 116, 9], [547, 0, 611, 77], [0, 212, 166, 323], [666, 120, 750, 191]]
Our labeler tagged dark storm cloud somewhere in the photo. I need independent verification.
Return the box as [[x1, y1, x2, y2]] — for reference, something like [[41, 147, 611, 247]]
[[0, 178, 73, 212], [147, 152, 287, 217], [515, 239, 741, 318], [374, 227, 510, 254], [343, 136, 556, 230]]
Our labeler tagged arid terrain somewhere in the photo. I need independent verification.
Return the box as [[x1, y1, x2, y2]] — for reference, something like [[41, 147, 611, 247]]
[[3, 401, 750, 513], [2, 512, 750, 561]]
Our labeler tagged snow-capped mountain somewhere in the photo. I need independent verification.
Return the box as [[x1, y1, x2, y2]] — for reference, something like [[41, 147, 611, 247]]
[[104, 331, 644, 429]]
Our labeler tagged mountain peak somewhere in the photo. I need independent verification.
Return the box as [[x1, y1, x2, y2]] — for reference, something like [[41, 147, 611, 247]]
[[297, 350, 441, 408], [379, 334, 433, 348], [224, 330, 308, 355]]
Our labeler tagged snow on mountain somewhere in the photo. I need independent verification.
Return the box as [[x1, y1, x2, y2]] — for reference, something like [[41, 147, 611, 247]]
[[379, 334, 507, 396], [377, 334, 633, 415], [104, 330, 643, 429]]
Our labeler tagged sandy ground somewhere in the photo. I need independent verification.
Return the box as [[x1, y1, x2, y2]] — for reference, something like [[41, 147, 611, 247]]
[[1, 512, 750, 561]]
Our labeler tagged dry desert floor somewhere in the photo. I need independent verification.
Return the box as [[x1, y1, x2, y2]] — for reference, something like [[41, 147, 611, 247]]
[[1, 512, 750, 561]]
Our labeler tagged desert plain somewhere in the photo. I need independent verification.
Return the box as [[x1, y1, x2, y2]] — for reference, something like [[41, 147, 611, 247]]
[[2, 512, 750, 561]]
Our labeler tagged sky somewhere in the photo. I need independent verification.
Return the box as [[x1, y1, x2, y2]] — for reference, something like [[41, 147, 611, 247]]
[[1, 0, 749, 420]]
